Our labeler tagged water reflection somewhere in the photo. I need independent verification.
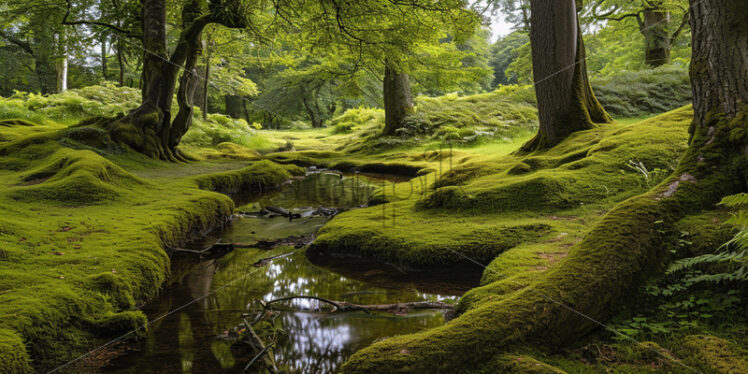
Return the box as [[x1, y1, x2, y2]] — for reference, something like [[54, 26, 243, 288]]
[[102, 172, 478, 373]]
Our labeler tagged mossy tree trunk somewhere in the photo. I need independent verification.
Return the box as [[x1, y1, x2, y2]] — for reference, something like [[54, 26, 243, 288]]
[[382, 62, 414, 136], [106, 0, 247, 161], [338, 1, 746, 372], [642, 6, 671, 67], [521, 0, 611, 152]]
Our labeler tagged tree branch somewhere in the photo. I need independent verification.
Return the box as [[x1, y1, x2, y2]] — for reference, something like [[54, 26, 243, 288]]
[[670, 11, 690, 46], [61, 0, 138, 38], [0, 30, 34, 56]]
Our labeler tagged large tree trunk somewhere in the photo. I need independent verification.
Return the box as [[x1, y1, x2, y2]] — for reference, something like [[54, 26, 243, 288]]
[[642, 6, 671, 67], [382, 62, 414, 136], [106, 0, 173, 159], [338, 1, 746, 372], [106, 0, 246, 160], [521, 0, 611, 152]]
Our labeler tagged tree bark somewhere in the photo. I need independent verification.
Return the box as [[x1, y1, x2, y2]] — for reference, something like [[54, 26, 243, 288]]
[[382, 62, 414, 136], [521, 0, 611, 152], [642, 6, 671, 67]]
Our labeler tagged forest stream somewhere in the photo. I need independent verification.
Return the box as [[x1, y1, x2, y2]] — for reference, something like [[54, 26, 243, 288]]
[[101, 171, 481, 373]]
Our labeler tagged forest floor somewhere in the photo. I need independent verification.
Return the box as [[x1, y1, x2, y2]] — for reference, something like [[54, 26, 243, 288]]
[[0, 105, 745, 373]]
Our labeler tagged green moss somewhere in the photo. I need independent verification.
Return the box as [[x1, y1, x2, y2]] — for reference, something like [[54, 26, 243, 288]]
[[0, 120, 299, 371], [0, 330, 32, 374], [329, 107, 732, 373], [496, 354, 568, 373], [680, 335, 748, 373]]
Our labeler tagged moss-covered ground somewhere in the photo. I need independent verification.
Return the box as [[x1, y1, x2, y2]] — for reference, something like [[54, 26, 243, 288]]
[[1, 83, 745, 373], [0, 118, 303, 372]]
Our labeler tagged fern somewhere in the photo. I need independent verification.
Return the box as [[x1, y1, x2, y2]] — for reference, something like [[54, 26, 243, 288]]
[[666, 193, 747, 285]]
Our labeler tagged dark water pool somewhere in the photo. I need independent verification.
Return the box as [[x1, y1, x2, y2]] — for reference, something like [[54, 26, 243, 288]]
[[101, 172, 480, 373]]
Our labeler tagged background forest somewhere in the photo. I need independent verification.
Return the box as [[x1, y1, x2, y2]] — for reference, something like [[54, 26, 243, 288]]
[[1, 0, 692, 132]]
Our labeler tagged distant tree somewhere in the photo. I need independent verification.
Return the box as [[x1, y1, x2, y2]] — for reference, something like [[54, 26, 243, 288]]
[[489, 31, 529, 86], [589, 0, 690, 67]]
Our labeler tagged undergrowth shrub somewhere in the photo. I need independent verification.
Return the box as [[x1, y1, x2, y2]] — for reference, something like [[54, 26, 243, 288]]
[[330, 107, 384, 134], [2, 83, 140, 122], [592, 66, 692, 118]]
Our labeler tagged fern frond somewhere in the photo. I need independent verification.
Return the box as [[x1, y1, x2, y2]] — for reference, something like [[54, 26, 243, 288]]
[[667, 250, 747, 274], [720, 193, 748, 208]]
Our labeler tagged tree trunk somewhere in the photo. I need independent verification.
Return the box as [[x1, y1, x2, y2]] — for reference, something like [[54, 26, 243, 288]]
[[382, 63, 414, 136], [201, 40, 211, 120], [106, 0, 173, 159], [300, 85, 324, 128], [642, 6, 671, 67], [56, 55, 68, 93], [521, 0, 611, 152], [338, 1, 746, 372], [105, 0, 246, 160], [117, 37, 125, 86], [101, 34, 108, 79], [55, 32, 68, 93]]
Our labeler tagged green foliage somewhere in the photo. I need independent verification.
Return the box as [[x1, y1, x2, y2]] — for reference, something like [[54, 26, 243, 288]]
[[405, 86, 537, 142], [489, 31, 529, 86], [330, 107, 384, 134], [0, 83, 140, 124], [592, 66, 692, 117]]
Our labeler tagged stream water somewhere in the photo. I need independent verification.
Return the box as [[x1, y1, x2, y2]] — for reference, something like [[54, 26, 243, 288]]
[[103, 171, 480, 373]]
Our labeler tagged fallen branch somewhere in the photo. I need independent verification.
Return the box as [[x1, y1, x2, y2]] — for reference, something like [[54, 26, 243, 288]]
[[239, 318, 277, 373], [262, 296, 453, 315], [253, 250, 297, 267]]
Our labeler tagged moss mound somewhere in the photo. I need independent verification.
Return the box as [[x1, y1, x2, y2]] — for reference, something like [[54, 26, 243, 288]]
[[8, 148, 144, 204], [311, 107, 692, 273], [419, 106, 693, 213]]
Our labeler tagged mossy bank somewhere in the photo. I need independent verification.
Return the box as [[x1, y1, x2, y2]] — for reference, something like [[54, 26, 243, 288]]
[[0, 118, 302, 372]]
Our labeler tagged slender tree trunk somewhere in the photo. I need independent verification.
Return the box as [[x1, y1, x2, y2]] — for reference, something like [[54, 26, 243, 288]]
[[521, 0, 611, 152], [55, 56, 68, 93], [55, 32, 68, 93], [201, 40, 211, 120], [117, 37, 125, 86], [642, 6, 671, 67], [300, 85, 324, 128], [382, 62, 413, 136], [101, 34, 108, 79]]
